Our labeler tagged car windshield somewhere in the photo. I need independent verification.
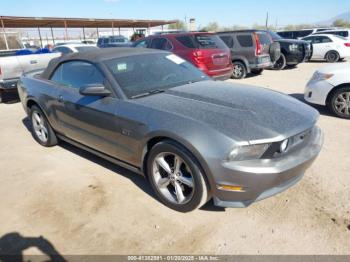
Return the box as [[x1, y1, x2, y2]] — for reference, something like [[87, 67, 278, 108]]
[[104, 53, 210, 98], [268, 31, 283, 40], [75, 46, 98, 52]]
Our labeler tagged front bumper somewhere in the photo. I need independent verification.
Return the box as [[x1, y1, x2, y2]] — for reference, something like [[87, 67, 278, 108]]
[[212, 126, 323, 208], [304, 80, 334, 106]]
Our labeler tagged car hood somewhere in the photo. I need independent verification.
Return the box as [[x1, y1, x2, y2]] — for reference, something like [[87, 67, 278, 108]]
[[133, 81, 319, 143]]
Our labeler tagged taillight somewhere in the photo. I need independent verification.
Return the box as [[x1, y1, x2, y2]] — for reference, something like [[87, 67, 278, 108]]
[[253, 33, 262, 56], [344, 43, 350, 47], [191, 50, 207, 71], [192, 50, 204, 64]]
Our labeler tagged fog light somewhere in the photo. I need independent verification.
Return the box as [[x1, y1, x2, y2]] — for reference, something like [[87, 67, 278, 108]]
[[279, 139, 289, 153], [217, 184, 245, 192]]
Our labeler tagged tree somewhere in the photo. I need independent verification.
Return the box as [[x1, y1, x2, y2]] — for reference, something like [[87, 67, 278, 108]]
[[333, 19, 350, 28], [201, 22, 219, 32], [168, 20, 187, 30]]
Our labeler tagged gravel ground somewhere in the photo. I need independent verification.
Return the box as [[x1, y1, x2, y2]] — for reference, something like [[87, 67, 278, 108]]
[[0, 60, 349, 256]]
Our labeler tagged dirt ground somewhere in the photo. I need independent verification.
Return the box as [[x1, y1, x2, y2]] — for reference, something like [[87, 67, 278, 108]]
[[0, 60, 349, 256]]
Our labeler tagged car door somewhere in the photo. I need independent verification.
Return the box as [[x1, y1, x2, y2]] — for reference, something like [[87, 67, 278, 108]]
[[49, 60, 122, 157], [307, 36, 333, 58]]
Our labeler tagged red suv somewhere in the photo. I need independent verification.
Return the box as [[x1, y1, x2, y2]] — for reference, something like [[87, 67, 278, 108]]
[[133, 32, 233, 80]]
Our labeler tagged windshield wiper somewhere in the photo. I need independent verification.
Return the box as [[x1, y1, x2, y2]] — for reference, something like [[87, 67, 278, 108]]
[[130, 89, 165, 99]]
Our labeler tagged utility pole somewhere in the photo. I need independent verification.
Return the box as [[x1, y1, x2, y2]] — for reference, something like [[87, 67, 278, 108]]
[[265, 12, 269, 29], [275, 18, 278, 30]]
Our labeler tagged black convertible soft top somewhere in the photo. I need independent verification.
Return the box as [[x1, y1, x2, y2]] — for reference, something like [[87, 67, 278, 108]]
[[41, 47, 166, 80]]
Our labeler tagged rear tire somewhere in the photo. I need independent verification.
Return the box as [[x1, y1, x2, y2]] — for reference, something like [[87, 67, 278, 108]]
[[273, 53, 287, 70], [29, 105, 58, 147], [325, 51, 340, 63], [231, 61, 247, 79], [147, 141, 209, 212], [328, 87, 350, 119]]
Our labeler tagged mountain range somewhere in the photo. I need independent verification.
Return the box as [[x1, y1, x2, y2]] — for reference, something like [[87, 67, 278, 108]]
[[317, 11, 350, 25]]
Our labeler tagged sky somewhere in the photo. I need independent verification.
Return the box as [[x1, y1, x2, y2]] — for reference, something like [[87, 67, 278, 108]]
[[1, 0, 350, 28]]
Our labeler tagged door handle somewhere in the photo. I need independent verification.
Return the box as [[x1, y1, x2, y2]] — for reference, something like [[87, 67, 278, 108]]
[[58, 95, 64, 103], [30, 60, 38, 64]]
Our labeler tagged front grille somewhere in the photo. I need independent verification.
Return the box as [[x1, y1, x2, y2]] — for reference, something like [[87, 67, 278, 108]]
[[261, 127, 313, 159]]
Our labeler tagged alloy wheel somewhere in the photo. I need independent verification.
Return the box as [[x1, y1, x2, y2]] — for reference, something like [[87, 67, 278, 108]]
[[334, 92, 350, 116], [32, 111, 48, 143], [232, 64, 244, 79], [152, 152, 195, 205]]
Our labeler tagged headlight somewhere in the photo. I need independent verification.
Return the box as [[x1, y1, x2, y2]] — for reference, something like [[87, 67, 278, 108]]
[[227, 143, 270, 161], [279, 139, 289, 153], [311, 72, 334, 82], [289, 44, 299, 51]]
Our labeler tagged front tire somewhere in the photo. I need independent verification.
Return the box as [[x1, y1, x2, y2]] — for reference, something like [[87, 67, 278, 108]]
[[328, 87, 350, 119], [325, 51, 340, 63], [147, 141, 209, 212], [273, 53, 287, 70], [231, 61, 247, 79], [30, 105, 58, 147]]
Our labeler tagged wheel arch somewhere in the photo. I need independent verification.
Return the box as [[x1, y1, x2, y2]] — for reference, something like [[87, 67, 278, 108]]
[[326, 83, 350, 106], [25, 98, 54, 128], [231, 56, 250, 73], [141, 135, 214, 194]]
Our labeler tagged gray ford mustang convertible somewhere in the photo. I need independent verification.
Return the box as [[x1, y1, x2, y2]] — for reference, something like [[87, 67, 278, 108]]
[[18, 48, 323, 212]]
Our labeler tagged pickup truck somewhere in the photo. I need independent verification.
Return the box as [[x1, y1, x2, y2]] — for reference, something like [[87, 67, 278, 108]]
[[0, 52, 60, 102]]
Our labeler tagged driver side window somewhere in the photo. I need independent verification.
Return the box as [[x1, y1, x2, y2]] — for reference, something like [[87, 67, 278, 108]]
[[50, 61, 105, 89]]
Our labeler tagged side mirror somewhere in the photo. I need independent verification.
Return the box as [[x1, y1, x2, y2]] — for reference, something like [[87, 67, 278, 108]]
[[79, 84, 111, 97]]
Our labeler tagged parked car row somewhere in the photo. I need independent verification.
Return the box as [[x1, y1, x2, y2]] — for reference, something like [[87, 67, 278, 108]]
[[132, 30, 318, 79], [2, 29, 350, 103]]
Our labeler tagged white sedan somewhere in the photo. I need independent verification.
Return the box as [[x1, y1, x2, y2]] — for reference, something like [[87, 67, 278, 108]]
[[305, 63, 350, 118], [52, 44, 98, 55], [302, 34, 350, 62]]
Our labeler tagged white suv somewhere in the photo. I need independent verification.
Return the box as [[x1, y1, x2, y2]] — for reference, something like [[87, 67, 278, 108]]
[[305, 63, 350, 118], [302, 34, 350, 62], [313, 29, 350, 40]]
